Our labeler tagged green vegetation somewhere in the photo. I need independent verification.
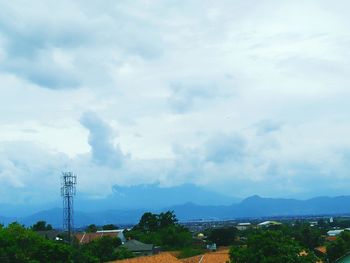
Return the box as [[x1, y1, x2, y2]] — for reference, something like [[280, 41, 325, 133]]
[[229, 230, 318, 263], [206, 227, 238, 246], [125, 211, 193, 250], [290, 222, 322, 250], [327, 230, 350, 262], [78, 235, 133, 262], [4, 214, 350, 262], [267, 222, 322, 250], [85, 224, 98, 233], [102, 224, 118, 230], [0, 222, 132, 263], [0, 223, 72, 263], [31, 221, 53, 231]]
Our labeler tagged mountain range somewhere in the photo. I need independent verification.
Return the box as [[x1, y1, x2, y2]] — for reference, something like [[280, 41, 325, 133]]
[[2, 194, 350, 227]]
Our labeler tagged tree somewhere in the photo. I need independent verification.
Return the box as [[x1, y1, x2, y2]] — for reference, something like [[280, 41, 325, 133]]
[[290, 223, 322, 250], [81, 236, 123, 262], [327, 230, 350, 262], [208, 227, 238, 246], [86, 224, 98, 233], [159, 211, 177, 228], [31, 221, 53, 231], [126, 211, 192, 250], [138, 212, 159, 232], [0, 222, 73, 262], [230, 230, 318, 263], [102, 224, 118, 230], [0, 222, 132, 263]]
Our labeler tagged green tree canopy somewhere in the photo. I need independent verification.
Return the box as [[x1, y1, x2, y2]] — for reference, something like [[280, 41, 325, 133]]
[[0, 222, 132, 263], [102, 224, 118, 230], [86, 224, 98, 233], [0, 222, 72, 263], [230, 230, 318, 263], [31, 221, 53, 231], [126, 211, 192, 250], [327, 230, 350, 262], [138, 212, 159, 232], [80, 236, 124, 262], [207, 227, 238, 246]]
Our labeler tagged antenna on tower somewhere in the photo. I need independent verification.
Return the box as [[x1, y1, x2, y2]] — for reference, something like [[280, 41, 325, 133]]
[[61, 171, 77, 244]]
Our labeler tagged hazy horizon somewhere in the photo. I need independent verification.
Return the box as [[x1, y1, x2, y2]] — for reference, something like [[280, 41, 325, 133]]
[[1, 1, 350, 205]]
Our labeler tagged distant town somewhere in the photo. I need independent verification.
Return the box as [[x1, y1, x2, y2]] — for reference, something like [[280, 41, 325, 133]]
[[3, 210, 350, 262]]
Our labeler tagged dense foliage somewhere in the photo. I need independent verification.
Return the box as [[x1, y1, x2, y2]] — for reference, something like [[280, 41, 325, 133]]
[[269, 222, 322, 250], [79, 236, 132, 262], [230, 230, 318, 263], [0, 223, 72, 263], [290, 222, 322, 250], [0, 223, 132, 263], [125, 211, 193, 250], [85, 224, 98, 233], [326, 230, 350, 262], [31, 221, 53, 231], [206, 227, 238, 246], [102, 224, 118, 230]]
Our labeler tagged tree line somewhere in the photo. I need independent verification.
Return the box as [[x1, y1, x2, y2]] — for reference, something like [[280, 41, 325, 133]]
[[2, 213, 350, 262]]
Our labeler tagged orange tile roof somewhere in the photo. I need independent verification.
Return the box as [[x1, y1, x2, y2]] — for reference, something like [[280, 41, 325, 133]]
[[109, 249, 230, 263], [201, 250, 230, 263], [181, 249, 230, 263], [108, 253, 182, 263], [181, 255, 201, 263], [325, 236, 337, 242], [315, 246, 327, 254]]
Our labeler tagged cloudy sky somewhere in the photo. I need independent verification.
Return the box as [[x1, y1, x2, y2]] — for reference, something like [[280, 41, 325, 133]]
[[1, 0, 350, 204]]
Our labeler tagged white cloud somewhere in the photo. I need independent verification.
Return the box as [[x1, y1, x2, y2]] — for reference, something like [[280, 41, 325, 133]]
[[0, 0, 350, 202]]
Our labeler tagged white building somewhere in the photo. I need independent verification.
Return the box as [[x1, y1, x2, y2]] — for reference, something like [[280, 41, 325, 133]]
[[236, 223, 251, 231]]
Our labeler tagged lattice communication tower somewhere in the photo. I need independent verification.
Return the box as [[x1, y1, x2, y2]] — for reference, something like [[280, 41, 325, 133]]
[[61, 172, 77, 244]]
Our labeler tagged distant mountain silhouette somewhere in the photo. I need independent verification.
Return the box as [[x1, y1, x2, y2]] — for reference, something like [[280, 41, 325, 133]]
[[169, 195, 350, 220], [75, 183, 239, 211], [17, 208, 144, 227], [3, 195, 350, 227]]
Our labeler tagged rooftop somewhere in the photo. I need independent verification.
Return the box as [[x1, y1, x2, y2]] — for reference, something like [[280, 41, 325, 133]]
[[75, 232, 121, 244], [108, 253, 180, 263], [181, 249, 230, 263]]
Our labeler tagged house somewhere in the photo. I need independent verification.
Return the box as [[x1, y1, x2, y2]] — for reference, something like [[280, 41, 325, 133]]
[[123, 240, 155, 256], [236, 223, 251, 231], [327, 229, 350, 237], [75, 229, 126, 244], [309, 221, 318, 227], [181, 249, 230, 263], [107, 253, 181, 263], [314, 246, 327, 257], [107, 249, 230, 263], [97, 229, 126, 243], [324, 235, 337, 242], [257, 221, 282, 228]]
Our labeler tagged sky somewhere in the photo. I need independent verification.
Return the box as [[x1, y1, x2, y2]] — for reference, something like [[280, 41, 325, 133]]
[[1, 0, 350, 204]]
